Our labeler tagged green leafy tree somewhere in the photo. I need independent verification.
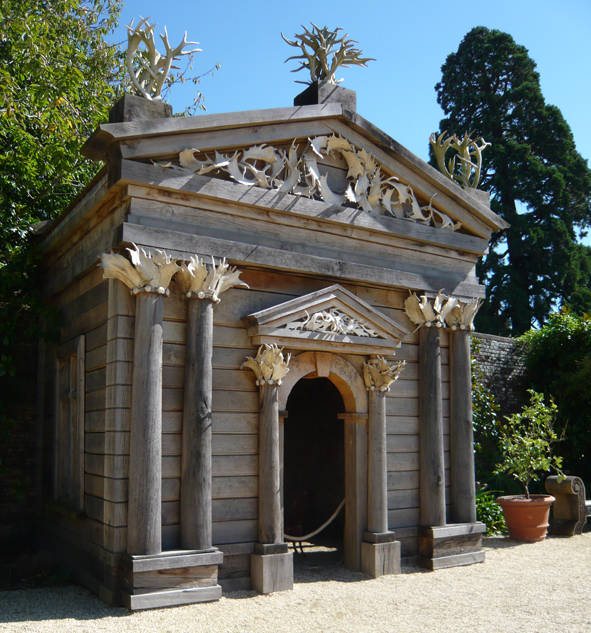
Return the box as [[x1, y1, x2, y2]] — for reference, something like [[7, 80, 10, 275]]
[[434, 27, 591, 335], [494, 390, 564, 498], [0, 0, 123, 505], [0, 0, 123, 371]]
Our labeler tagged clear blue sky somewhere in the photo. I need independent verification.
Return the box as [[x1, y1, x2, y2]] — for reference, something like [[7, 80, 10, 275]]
[[110, 0, 590, 168]]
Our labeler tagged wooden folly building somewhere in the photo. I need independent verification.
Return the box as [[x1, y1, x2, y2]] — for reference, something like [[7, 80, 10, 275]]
[[36, 86, 507, 609]]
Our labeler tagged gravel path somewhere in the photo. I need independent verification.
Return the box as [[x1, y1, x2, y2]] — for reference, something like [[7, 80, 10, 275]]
[[1, 534, 591, 633]]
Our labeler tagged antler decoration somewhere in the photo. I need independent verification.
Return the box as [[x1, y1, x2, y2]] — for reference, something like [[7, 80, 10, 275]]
[[404, 290, 481, 331], [281, 23, 375, 85], [241, 344, 291, 386], [430, 131, 491, 189], [363, 357, 406, 392], [176, 255, 249, 302], [100, 244, 181, 294], [125, 16, 201, 100], [177, 134, 461, 231]]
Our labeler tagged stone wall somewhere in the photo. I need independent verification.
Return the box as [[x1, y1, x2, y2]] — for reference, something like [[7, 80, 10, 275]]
[[471, 332, 529, 418]]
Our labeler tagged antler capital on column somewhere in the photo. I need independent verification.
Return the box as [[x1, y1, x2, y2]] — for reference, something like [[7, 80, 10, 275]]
[[404, 290, 481, 332], [100, 244, 180, 295], [241, 344, 291, 386], [363, 356, 406, 392], [176, 255, 249, 302]]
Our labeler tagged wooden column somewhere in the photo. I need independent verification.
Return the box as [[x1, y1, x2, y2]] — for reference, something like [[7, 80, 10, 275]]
[[367, 391, 388, 534], [449, 329, 477, 524], [419, 326, 446, 527], [127, 291, 164, 555], [343, 414, 368, 571], [181, 298, 214, 550], [258, 384, 282, 544]]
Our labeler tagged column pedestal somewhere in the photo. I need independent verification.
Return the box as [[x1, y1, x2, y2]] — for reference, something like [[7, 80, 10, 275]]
[[122, 549, 223, 610], [418, 523, 486, 570]]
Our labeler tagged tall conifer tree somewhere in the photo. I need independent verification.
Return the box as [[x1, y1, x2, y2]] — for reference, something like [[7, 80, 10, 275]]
[[434, 27, 591, 335]]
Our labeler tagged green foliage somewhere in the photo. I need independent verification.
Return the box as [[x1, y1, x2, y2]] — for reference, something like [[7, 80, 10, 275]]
[[434, 27, 591, 336], [0, 0, 123, 483], [494, 390, 564, 498], [475, 489, 507, 535], [519, 311, 591, 484], [0, 0, 123, 351]]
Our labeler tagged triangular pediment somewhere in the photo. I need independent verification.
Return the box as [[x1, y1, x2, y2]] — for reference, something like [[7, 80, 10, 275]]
[[83, 104, 507, 243], [243, 284, 409, 355]]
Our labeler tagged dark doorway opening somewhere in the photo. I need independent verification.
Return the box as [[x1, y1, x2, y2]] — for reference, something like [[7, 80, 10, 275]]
[[284, 377, 345, 567]]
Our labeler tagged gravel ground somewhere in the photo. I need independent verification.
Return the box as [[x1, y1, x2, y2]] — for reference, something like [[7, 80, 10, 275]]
[[1, 534, 591, 633]]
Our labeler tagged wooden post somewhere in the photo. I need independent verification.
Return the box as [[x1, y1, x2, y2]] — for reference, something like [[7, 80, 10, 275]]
[[419, 326, 446, 527], [367, 390, 388, 534], [449, 329, 477, 524], [127, 292, 164, 555], [343, 415, 368, 571], [258, 384, 282, 544], [181, 298, 214, 550]]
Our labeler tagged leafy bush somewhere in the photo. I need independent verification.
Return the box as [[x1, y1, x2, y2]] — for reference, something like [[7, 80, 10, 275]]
[[476, 489, 506, 535], [519, 311, 591, 484], [494, 390, 564, 497]]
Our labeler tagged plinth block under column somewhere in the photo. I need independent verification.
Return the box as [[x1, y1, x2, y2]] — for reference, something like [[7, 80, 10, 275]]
[[251, 552, 293, 594], [417, 523, 486, 571], [361, 539, 401, 578], [122, 549, 223, 611]]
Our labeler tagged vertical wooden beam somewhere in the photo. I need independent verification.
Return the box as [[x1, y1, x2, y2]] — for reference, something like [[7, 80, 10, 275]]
[[35, 336, 46, 516], [344, 415, 368, 571], [181, 298, 214, 550], [419, 327, 446, 527], [258, 385, 282, 544], [76, 335, 86, 512], [449, 330, 477, 524], [127, 292, 163, 556], [367, 391, 388, 534]]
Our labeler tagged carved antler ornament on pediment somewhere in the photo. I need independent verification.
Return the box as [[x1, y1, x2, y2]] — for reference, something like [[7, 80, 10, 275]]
[[363, 356, 406, 392], [404, 290, 481, 331], [176, 255, 249, 302], [430, 131, 490, 190], [125, 16, 201, 100], [281, 23, 375, 85], [101, 244, 180, 294], [241, 344, 291, 386], [177, 134, 461, 231]]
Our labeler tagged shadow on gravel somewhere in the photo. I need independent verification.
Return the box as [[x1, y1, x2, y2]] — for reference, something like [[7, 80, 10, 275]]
[[0, 585, 129, 624]]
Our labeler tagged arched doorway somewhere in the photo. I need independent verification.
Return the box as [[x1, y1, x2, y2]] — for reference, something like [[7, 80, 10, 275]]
[[278, 351, 369, 571], [284, 377, 346, 556]]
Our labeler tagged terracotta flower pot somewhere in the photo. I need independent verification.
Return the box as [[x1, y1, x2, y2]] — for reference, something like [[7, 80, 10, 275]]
[[496, 494, 556, 542]]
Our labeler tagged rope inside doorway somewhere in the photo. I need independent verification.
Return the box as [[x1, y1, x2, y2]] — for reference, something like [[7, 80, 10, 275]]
[[284, 498, 345, 542]]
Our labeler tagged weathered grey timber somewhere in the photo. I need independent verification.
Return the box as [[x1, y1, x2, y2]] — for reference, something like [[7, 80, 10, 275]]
[[419, 327, 446, 528], [181, 298, 214, 550], [449, 330, 477, 523], [343, 415, 368, 571], [546, 476, 588, 536], [127, 292, 163, 555], [367, 390, 388, 533], [258, 384, 282, 544], [417, 523, 486, 570], [36, 82, 506, 606]]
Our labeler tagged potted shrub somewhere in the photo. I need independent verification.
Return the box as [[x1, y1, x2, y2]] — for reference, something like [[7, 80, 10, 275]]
[[495, 390, 565, 542]]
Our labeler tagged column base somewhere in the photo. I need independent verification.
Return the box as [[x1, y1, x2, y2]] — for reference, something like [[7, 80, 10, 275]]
[[122, 548, 223, 611], [251, 551, 293, 594], [417, 523, 486, 571], [361, 533, 401, 577]]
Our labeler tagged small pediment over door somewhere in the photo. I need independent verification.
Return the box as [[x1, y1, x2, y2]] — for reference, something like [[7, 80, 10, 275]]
[[243, 285, 409, 355]]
